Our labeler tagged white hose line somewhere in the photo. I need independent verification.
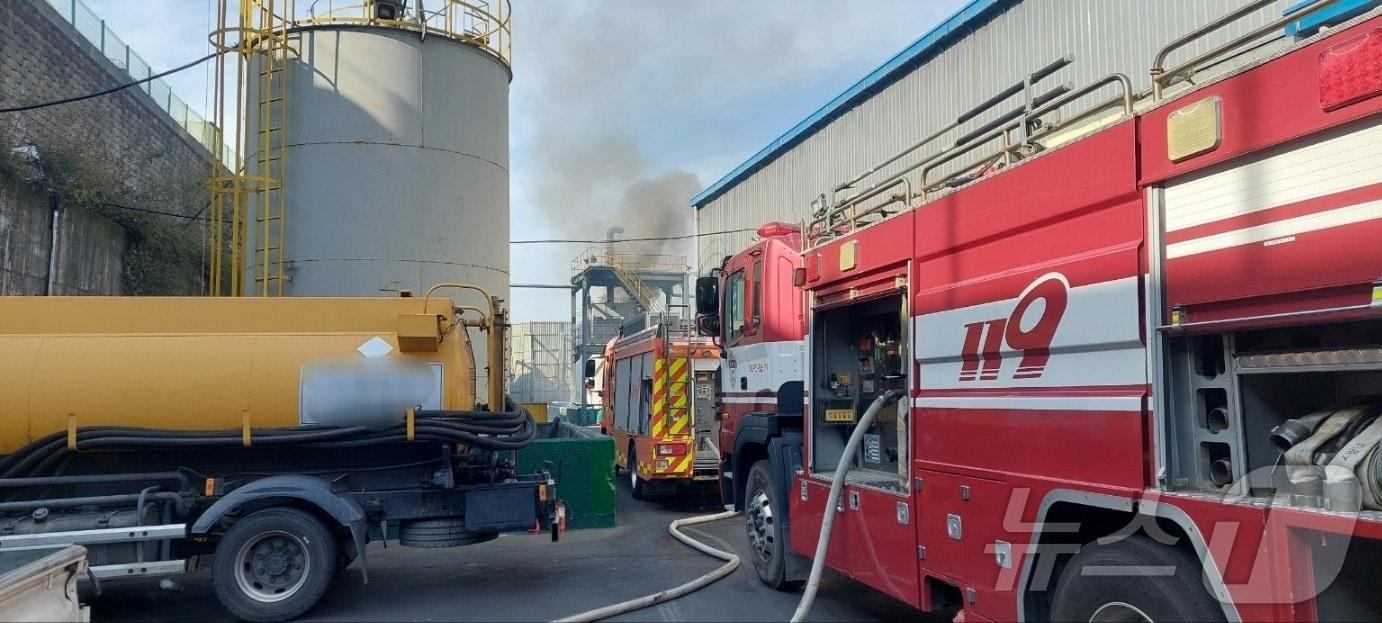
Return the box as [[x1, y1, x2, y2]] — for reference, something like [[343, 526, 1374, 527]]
[[790, 391, 898, 623], [553, 510, 742, 623]]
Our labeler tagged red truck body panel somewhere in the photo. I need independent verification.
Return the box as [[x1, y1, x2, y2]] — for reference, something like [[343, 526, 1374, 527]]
[[757, 12, 1382, 622]]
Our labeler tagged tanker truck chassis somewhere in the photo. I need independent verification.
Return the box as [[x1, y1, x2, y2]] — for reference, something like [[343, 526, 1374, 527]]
[[0, 289, 561, 622]]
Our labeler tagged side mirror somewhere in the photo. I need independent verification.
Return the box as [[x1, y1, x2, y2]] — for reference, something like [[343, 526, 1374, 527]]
[[583, 359, 596, 379], [695, 276, 719, 315], [696, 314, 721, 338]]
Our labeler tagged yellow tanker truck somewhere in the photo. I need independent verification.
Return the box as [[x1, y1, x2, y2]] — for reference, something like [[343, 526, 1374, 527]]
[[0, 286, 559, 622]]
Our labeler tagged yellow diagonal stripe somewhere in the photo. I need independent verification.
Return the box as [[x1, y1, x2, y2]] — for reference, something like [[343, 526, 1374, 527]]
[[669, 358, 686, 377], [669, 417, 688, 436], [674, 454, 692, 474], [652, 419, 664, 437]]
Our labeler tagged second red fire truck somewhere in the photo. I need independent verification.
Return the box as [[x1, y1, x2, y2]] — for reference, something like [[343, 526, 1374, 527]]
[[598, 323, 721, 498], [700, 3, 1382, 621]]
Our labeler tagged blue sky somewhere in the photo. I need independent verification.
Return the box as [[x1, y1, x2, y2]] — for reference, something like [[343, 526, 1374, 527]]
[[84, 0, 966, 321]]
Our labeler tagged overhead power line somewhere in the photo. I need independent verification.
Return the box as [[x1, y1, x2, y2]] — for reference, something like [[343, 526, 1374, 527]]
[[510, 228, 758, 245], [101, 202, 209, 221], [0, 51, 224, 114]]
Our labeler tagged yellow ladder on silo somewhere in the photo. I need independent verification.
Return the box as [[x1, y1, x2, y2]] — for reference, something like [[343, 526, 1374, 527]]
[[249, 0, 291, 296]]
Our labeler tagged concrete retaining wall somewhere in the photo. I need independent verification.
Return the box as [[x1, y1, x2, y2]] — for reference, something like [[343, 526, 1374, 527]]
[[0, 0, 214, 295], [0, 172, 126, 295]]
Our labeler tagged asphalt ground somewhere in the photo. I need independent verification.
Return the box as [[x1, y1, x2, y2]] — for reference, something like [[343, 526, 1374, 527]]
[[96, 477, 951, 621]]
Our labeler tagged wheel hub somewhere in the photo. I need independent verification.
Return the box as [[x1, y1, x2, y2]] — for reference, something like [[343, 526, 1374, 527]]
[[745, 490, 774, 561], [235, 531, 310, 603]]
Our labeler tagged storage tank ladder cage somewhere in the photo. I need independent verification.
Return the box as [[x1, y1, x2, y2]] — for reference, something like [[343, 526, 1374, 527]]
[[207, 0, 513, 299]]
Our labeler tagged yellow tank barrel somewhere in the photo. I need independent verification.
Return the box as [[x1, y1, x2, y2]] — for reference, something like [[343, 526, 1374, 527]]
[[0, 294, 483, 454]]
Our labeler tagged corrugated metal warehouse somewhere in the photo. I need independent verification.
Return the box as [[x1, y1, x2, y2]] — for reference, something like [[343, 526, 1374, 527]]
[[692, 0, 1291, 273], [509, 321, 575, 404]]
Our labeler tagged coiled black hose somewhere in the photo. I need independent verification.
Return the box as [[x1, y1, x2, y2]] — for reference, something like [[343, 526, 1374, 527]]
[[0, 401, 536, 480]]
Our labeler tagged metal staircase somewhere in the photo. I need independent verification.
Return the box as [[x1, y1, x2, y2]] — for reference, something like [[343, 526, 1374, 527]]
[[604, 249, 664, 313]]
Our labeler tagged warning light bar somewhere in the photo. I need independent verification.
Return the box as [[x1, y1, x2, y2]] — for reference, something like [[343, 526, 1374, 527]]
[[756, 222, 801, 238]]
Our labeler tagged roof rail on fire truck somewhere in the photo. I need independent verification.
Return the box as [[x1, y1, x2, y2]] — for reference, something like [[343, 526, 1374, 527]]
[[805, 57, 1134, 248], [1151, 0, 1344, 100]]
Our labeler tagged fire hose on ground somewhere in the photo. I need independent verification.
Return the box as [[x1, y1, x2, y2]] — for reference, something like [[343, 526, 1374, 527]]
[[552, 510, 742, 623], [554, 391, 899, 623]]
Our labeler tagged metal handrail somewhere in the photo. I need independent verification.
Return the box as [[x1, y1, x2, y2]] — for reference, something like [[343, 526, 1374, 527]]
[[806, 71, 1134, 248], [300, 0, 512, 67], [922, 73, 1132, 193], [570, 249, 688, 275], [806, 56, 1078, 246], [1151, 0, 1339, 99], [826, 56, 1073, 209], [813, 177, 913, 238]]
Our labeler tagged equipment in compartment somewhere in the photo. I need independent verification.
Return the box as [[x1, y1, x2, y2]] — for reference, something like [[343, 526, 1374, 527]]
[[811, 295, 907, 483], [1168, 319, 1382, 511]]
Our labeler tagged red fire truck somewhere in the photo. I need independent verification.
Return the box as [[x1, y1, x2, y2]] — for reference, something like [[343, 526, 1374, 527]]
[[696, 221, 808, 506], [598, 323, 721, 498], [699, 4, 1382, 621]]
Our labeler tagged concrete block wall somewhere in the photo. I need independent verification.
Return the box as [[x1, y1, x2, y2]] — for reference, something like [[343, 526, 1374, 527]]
[[0, 0, 214, 295]]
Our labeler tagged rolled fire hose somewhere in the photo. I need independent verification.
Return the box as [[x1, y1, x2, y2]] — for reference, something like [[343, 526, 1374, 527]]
[[1325, 416, 1382, 511], [552, 510, 742, 623], [792, 390, 899, 623], [1283, 406, 1366, 496]]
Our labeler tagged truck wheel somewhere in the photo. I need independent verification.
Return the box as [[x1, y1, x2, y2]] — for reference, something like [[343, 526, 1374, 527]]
[[630, 464, 648, 500], [1050, 535, 1225, 622], [628, 443, 649, 500], [745, 460, 798, 590], [213, 507, 338, 623]]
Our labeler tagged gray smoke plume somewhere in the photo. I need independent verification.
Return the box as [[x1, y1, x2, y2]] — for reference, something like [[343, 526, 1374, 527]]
[[506, 0, 964, 320], [527, 129, 700, 258]]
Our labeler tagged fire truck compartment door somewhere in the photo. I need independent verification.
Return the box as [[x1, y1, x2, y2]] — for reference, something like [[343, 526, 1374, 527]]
[[790, 477, 852, 572], [790, 477, 921, 608], [917, 470, 968, 584], [961, 478, 1019, 621], [1161, 116, 1382, 324]]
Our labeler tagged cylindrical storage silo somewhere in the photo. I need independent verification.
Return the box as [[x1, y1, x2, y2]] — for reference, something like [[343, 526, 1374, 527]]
[[241, 16, 510, 400], [244, 24, 510, 305]]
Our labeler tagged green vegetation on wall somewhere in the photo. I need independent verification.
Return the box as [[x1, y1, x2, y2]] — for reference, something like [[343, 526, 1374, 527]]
[[1, 126, 208, 295]]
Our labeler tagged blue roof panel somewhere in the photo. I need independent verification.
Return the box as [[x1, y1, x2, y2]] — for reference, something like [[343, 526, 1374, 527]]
[[691, 0, 1014, 208]]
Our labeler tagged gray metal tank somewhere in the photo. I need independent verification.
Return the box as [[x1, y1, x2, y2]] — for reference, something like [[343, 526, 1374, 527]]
[[244, 22, 510, 306]]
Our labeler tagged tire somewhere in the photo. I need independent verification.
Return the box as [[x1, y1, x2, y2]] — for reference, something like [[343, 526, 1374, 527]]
[[398, 518, 498, 548], [1050, 535, 1226, 623], [212, 507, 338, 623], [628, 443, 648, 500], [744, 459, 798, 590], [630, 466, 648, 500]]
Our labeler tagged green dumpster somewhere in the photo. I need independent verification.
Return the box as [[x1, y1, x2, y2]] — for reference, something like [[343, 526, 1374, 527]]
[[517, 421, 615, 529]]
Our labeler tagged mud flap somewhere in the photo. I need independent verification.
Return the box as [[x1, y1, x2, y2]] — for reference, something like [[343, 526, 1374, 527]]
[[350, 519, 369, 583], [768, 433, 810, 583]]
